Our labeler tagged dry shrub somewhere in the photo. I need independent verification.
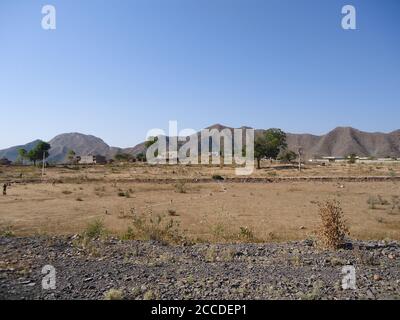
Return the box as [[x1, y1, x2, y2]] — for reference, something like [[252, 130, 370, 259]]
[[129, 209, 189, 245], [211, 223, 258, 243], [316, 200, 349, 250], [104, 289, 124, 300], [174, 181, 187, 193]]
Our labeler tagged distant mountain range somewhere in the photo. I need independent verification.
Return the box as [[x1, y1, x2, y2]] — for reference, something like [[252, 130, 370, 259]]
[[0, 133, 123, 163], [1, 125, 400, 163]]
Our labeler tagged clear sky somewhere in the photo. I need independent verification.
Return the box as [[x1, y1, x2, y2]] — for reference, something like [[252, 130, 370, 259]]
[[0, 0, 399, 149]]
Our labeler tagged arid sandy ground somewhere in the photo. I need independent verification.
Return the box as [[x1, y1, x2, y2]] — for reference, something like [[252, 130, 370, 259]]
[[1, 163, 400, 300], [2, 161, 400, 181], [1, 163, 399, 241]]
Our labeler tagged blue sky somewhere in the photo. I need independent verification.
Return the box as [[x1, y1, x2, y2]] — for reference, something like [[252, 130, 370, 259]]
[[0, 0, 399, 149]]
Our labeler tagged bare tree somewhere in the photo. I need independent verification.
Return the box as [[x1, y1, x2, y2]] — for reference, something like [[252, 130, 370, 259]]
[[297, 147, 303, 172]]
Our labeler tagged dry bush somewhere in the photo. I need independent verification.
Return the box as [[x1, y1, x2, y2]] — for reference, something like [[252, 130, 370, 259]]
[[0, 225, 15, 237], [129, 209, 189, 245], [204, 246, 235, 262], [389, 196, 400, 214], [316, 200, 349, 250], [174, 181, 187, 193], [211, 223, 258, 243], [104, 289, 124, 300]]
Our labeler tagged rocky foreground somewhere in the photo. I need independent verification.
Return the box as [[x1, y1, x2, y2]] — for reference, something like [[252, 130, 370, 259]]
[[0, 237, 399, 300]]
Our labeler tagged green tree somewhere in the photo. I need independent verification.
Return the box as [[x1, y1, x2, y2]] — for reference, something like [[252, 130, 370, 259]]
[[67, 149, 76, 164], [254, 129, 287, 169], [17, 148, 28, 164], [347, 153, 357, 164], [136, 152, 146, 162], [27, 141, 51, 165], [114, 153, 133, 162], [278, 150, 297, 163]]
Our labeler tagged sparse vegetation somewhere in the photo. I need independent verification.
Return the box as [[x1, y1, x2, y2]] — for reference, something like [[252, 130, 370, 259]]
[[367, 195, 389, 209], [204, 246, 217, 262], [388, 168, 396, 177], [104, 289, 124, 300], [389, 196, 400, 214], [316, 200, 349, 250], [1, 164, 399, 242], [211, 223, 258, 243], [120, 226, 135, 240], [204, 246, 236, 262], [117, 191, 130, 197], [174, 181, 187, 193], [143, 290, 157, 300], [167, 209, 178, 216], [237, 226, 257, 242], [0, 225, 15, 237], [84, 218, 106, 239], [129, 210, 188, 245]]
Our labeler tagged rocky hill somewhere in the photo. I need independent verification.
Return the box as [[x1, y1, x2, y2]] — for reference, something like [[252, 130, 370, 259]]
[[1, 125, 400, 163]]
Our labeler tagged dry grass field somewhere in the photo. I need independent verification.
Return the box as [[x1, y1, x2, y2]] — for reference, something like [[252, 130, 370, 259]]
[[1, 162, 399, 242], [1, 160, 400, 181]]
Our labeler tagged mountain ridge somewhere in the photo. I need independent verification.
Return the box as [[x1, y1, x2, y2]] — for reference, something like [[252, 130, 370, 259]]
[[1, 125, 400, 163]]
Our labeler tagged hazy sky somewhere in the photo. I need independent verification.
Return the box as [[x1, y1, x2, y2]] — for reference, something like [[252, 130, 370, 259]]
[[0, 0, 399, 149]]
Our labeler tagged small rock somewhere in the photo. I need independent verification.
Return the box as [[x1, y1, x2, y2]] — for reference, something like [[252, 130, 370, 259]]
[[373, 274, 381, 281]]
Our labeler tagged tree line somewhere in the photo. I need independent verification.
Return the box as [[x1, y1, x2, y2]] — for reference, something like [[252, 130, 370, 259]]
[[18, 141, 51, 165]]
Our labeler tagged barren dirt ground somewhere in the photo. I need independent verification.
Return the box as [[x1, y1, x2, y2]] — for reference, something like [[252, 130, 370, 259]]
[[1, 163, 399, 241], [1, 163, 400, 300]]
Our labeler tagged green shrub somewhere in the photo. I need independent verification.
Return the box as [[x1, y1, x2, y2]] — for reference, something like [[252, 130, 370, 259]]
[[84, 218, 106, 239], [120, 227, 135, 240], [238, 226, 256, 242]]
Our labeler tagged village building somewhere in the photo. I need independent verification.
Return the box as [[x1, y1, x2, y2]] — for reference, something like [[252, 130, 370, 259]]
[[78, 155, 107, 165], [0, 158, 12, 165], [308, 156, 346, 164]]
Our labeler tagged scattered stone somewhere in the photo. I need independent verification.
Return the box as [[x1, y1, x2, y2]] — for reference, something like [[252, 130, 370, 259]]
[[0, 237, 399, 300], [373, 274, 382, 281]]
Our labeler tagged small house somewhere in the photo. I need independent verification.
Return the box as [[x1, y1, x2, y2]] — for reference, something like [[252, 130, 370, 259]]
[[0, 158, 12, 165], [78, 155, 107, 165]]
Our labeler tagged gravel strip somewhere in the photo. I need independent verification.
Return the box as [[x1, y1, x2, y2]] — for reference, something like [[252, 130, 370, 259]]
[[1, 237, 399, 300]]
